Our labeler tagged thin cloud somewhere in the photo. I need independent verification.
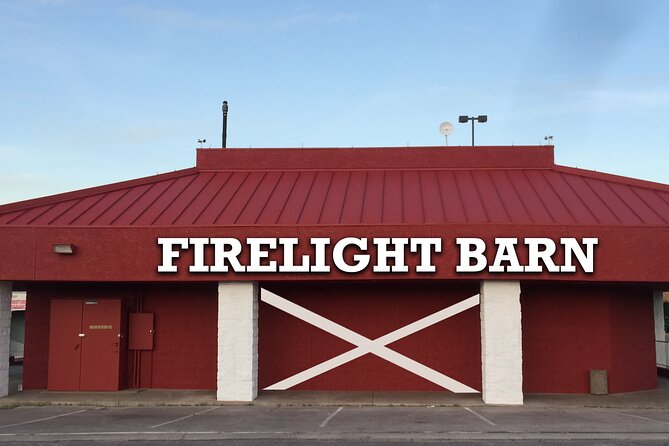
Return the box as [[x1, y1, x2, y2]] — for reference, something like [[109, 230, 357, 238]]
[[273, 11, 361, 29], [566, 87, 669, 116], [122, 4, 360, 32], [122, 4, 251, 31]]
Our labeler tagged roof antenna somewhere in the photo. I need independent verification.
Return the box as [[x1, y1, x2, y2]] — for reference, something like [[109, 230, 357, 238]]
[[222, 101, 229, 148], [439, 121, 453, 146]]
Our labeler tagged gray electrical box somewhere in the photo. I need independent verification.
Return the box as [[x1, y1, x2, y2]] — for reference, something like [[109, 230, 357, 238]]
[[589, 369, 608, 395]]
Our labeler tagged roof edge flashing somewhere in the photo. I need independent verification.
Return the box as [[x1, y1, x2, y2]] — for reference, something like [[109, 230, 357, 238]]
[[196, 145, 554, 171], [0, 167, 198, 214]]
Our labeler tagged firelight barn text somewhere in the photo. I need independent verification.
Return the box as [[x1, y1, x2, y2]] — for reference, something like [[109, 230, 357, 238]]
[[157, 236, 598, 274]]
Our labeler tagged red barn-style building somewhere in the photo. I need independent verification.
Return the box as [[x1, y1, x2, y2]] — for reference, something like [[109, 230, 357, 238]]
[[0, 145, 667, 404]]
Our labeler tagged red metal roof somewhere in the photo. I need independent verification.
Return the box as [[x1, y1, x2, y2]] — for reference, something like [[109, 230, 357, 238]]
[[0, 146, 667, 227]]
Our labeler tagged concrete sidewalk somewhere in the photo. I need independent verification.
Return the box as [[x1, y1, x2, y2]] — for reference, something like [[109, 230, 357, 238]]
[[3, 364, 668, 409]]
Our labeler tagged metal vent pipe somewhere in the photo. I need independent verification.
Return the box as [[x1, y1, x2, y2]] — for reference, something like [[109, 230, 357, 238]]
[[222, 101, 229, 148]]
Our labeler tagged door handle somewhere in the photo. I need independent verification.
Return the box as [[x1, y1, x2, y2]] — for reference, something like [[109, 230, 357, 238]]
[[78, 333, 85, 337]]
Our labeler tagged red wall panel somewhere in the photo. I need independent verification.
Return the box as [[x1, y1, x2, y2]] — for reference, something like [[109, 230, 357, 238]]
[[609, 290, 657, 393], [23, 291, 50, 390], [259, 282, 481, 391], [522, 283, 656, 393], [23, 282, 217, 391], [141, 283, 217, 390]]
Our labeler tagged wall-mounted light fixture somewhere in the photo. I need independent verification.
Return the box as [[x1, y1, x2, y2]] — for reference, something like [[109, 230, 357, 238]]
[[53, 244, 75, 255]]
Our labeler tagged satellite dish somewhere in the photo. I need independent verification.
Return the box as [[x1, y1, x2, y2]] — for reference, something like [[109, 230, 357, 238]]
[[439, 121, 454, 136], [439, 121, 453, 146]]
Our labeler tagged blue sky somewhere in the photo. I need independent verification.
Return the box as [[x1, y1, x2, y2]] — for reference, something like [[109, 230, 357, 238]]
[[1, 0, 668, 204]]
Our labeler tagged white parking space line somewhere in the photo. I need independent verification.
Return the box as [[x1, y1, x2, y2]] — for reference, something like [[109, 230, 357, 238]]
[[463, 407, 496, 426], [0, 409, 87, 429], [0, 431, 290, 437], [319, 406, 343, 428], [617, 412, 669, 426], [149, 407, 220, 429]]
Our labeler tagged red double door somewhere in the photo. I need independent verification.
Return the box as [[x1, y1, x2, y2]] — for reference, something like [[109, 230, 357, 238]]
[[47, 299, 122, 391]]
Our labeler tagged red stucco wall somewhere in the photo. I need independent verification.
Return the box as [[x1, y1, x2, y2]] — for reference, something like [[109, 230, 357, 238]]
[[23, 290, 50, 389], [140, 283, 217, 389], [23, 283, 217, 390], [23, 281, 657, 394], [522, 283, 656, 393]]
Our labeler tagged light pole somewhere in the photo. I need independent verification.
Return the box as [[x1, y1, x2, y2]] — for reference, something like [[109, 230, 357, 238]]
[[458, 115, 487, 146]]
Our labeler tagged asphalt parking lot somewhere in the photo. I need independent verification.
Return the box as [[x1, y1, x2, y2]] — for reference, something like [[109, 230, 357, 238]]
[[1, 405, 669, 445]]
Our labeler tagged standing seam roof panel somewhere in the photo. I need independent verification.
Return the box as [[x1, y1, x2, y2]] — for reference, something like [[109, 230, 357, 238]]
[[606, 183, 666, 224], [584, 178, 643, 225], [402, 171, 424, 224], [632, 188, 669, 223], [87, 184, 153, 226], [470, 171, 511, 223], [435, 171, 466, 223], [73, 188, 135, 226], [361, 171, 384, 224], [523, 171, 577, 224], [558, 174, 620, 224], [235, 171, 283, 225], [254, 171, 298, 225], [174, 172, 233, 225], [318, 171, 350, 224], [299, 171, 334, 225], [382, 171, 403, 224], [419, 171, 445, 223], [0, 210, 26, 225], [29, 200, 79, 225], [49, 194, 108, 226], [132, 175, 199, 226], [106, 179, 176, 226], [453, 171, 487, 222], [488, 171, 532, 223], [507, 172, 555, 224], [275, 172, 316, 225], [339, 171, 366, 224], [215, 172, 266, 225], [194, 172, 249, 225], [7, 204, 53, 225], [151, 172, 216, 225]]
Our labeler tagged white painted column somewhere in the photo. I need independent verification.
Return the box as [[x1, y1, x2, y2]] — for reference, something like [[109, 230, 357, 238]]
[[0, 282, 11, 398], [654, 290, 667, 367], [217, 282, 258, 402], [480, 280, 523, 405]]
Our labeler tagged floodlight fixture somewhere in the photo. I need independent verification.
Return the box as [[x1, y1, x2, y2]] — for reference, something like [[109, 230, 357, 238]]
[[458, 115, 488, 145]]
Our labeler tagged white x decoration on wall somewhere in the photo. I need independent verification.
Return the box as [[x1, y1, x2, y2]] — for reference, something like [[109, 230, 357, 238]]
[[260, 289, 480, 393]]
